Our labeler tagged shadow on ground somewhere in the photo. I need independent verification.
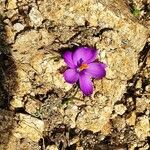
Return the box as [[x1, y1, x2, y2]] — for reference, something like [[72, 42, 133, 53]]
[[0, 15, 18, 108], [0, 14, 17, 149]]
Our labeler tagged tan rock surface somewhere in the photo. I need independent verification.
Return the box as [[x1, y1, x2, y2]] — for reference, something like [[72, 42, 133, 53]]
[[0, 0, 150, 149], [8, 0, 148, 134], [114, 104, 127, 115], [6, 135, 40, 150], [136, 96, 150, 113], [135, 116, 150, 140], [29, 7, 43, 27], [46, 145, 58, 150], [12, 114, 44, 142], [6, 0, 17, 10], [126, 112, 136, 126]]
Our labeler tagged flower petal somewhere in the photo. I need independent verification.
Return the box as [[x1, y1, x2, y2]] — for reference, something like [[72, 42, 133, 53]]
[[73, 47, 97, 66], [63, 51, 75, 68], [64, 69, 79, 84], [79, 72, 93, 96], [85, 62, 106, 79]]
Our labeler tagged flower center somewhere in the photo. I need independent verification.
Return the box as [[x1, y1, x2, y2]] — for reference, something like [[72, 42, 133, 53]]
[[79, 63, 88, 71]]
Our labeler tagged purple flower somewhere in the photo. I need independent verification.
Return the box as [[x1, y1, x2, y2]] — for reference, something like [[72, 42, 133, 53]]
[[63, 47, 106, 96]]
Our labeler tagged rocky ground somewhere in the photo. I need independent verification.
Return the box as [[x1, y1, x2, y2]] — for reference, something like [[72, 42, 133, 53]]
[[0, 0, 150, 150]]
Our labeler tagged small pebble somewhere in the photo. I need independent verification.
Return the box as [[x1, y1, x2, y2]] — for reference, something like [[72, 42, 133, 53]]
[[114, 104, 127, 115], [13, 23, 25, 32]]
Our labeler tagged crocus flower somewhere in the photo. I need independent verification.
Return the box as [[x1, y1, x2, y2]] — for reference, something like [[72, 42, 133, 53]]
[[63, 47, 106, 96]]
